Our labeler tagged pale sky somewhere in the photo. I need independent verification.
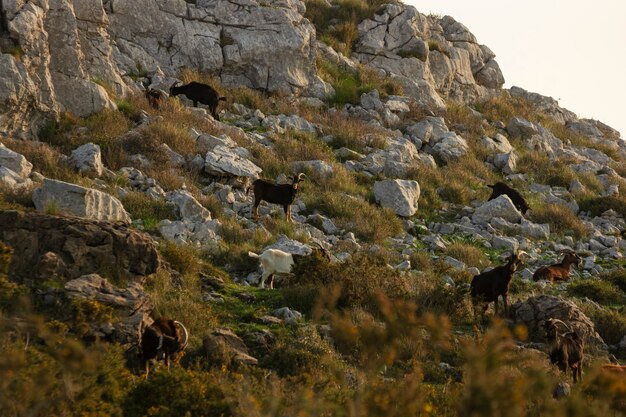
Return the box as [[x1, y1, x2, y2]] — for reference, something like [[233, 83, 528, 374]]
[[407, 0, 625, 138]]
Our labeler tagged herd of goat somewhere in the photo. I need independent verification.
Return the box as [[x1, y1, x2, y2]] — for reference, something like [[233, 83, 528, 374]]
[[136, 81, 624, 383]]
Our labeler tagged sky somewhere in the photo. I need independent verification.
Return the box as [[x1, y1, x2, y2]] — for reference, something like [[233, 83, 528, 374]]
[[407, 0, 625, 138]]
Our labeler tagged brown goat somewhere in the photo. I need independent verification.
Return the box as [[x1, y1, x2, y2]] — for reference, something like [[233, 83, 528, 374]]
[[470, 251, 527, 321], [601, 364, 626, 374], [145, 87, 167, 109], [532, 250, 582, 282], [138, 317, 189, 376], [251, 173, 305, 223], [545, 318, 584, 383]]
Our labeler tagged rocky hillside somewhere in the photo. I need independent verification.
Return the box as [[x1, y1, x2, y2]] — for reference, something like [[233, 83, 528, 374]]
[[1, 0, 625, 415]]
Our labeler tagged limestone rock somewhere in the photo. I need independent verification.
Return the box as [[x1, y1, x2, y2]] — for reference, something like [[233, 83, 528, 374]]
[[472, 195, 522, 225], [69, 143, 104, 177], [205, 145, 262, 178], [0, 166, 33, 190], [374, 179, 420, 217], [429, 132, 469, 163], [202, 328, 258, 366], [0, 210, 160, 282], [32, 179, 131, 223], [481, 134, 513, 154], [0, 143, 33, 177], [291, 160, 334, 179], [507, 117, 539, 139], [493, 151, 517, 174], [166, 190, 211, 224]]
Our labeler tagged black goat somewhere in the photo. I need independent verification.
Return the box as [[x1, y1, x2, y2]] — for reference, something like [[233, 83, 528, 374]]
[[470, 251, 527, 321], [545, 318, 584, 383], [138, 317, 189, 376], [487, 182, 529, 214], [169, 81, 226, 120], [251, 173, 306, 223], [145, 87, 167, 109]]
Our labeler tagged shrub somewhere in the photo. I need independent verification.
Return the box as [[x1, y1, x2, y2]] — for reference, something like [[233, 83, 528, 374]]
[[159, 240, 203, 276], [579, 301, 626, 346], [602, 268, 626, 293], [529, 203, 588, 239], [124, 367, 233, 417], [121, 192, 175, 228], [443, 243, 490, 269], [567, 279, 626, 305], [579, 195, 626, 218], [517, 152, 577, 188]]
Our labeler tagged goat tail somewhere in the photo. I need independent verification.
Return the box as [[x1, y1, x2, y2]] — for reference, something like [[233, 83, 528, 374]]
[[248, 251, 260, 258], [219, 97, 227, 101]]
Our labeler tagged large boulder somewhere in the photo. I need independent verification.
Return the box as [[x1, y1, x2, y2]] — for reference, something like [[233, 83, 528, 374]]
[[510, 295, 606, 352], [472, 195, 523, 225], [0, 210, 160, 282], [374, 179, 420, 217], [32, 178, 131, 223], [64, 273, 153, 343]]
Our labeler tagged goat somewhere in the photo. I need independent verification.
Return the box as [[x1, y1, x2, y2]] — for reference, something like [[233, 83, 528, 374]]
[[544, 318, 584, 383], [470, 250, 527, 321], [138, 317, 189, 376], [248, 242, 330, 289], [601, 364, 626, 374], [145, 87, 168, 109], [532, 250, 582, 283], [487, 182, 529, 214], [251, 173, 306, 223], [169, 81, 226, 120]]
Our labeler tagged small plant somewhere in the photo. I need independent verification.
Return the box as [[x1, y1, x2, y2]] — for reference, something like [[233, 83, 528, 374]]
[[529, 203, 589, 239], [116, 99, 134, 116], [568, 279, 626, 305]]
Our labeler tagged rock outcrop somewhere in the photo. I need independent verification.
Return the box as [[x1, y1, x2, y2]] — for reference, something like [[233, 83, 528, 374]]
[[374, 179, 420, 217], [1, 0, 322, 137], [0, 210, 160, 282], [32, 178, 131, 223], [511, 295, 606, 352]]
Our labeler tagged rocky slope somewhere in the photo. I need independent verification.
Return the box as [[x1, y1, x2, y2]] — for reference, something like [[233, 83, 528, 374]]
[[1, 0, 625, 415]]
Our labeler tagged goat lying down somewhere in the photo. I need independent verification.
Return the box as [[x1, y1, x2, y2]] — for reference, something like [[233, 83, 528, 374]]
[[248, 243, 330, 289]]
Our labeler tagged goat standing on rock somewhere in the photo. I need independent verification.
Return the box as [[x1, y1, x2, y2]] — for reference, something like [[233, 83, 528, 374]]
[[251, 173, 306, 223], [138, 317, 189, 376], [532, 250, 582, 282], [470, 250, 527, 321], [169, 81, 226, 120], [487, 182, 529, 214]]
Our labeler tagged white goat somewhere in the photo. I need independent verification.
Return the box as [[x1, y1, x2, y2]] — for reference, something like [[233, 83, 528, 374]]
[[248, 249, 295, 289]]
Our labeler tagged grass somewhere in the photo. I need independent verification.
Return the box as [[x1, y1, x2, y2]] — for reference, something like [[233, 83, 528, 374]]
[[442, 243, 490, 269], [568, 279, 626, 305], [529, 203, 589, 239], [579, 195, 626, 218], [120, 191, 176, 228]]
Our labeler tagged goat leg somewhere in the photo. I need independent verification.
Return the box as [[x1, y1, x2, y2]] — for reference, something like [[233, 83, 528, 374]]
[[503, 295, 509, 315]]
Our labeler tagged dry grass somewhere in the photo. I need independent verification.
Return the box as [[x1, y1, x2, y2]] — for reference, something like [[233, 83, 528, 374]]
[[443, 243, 490, 269], [314, 111, 387, 152], [473, 93, 537, 124], [517, 151, 577, 188], [529, 203, 589, 239]]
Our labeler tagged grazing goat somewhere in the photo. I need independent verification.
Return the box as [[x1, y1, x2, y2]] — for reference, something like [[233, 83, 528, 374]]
[[145, 87, 167, 109], [248, 242, 330, 289], [487, 182, 529, 214], [601, 364, 626, 374], [545, 318, 584, 383], [532, 250, 582, 282], [251, 173, 306, 223], [169, 81, 226, 120], [470, 251, 527, 321], [138, 317, 189, 376]]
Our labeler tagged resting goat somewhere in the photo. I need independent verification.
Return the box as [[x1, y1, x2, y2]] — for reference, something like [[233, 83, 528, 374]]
[[248, 242, 330, 289], [470, 250, 527, 321], [532, 250, 582, 283], [169, 81, 226, 120], [138, 317, 189, 376], [487, 182, 529, 214], [145, 87, 168, 109], [251, 173, 305, 223], [545, 318, 584, 383]]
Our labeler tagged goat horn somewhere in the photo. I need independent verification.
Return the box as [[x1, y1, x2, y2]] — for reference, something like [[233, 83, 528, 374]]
[[174, 321, 189, 351], [547, 318, 572, 332], [517, 250, 528, 260]]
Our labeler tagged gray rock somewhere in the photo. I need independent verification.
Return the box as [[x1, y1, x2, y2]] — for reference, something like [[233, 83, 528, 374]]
[[32, 178, 130, 223], [203, 328, 258, 366], [481, 134, 513, 154], [553, 382, 571, 399], [291, 160, 334, 179], [69, 143, 103, 177], [374, 179, 420, 217], [196, 134, 238, 154], [263, 236, 312, 256], [492, 236, 519, 251], [0, 166, 33, 190], [493, 151, 517, 174], [166, 189, 211, 223], [521, 219, 550, 240], [360, 89, 384, 112], [429, 132, 469, 163], [205, 145, 262, 178], [272, 307, 303, 323], [507, 117, 539, 138], [0, 143, 33, 177], [472, 195, 522, 225]]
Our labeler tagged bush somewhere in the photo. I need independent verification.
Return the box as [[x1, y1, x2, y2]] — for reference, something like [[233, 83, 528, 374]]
[[579, 302, 626, 346], [579, 195, 626, 218], [568, 279, 626, 305], [443, 243, 489, 269], [159, 241, 203, 276], [121, 192, 176, 229], [124, 367, 233, 417], [602, 268, 626, 293], [529, 203, 588, 239]]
